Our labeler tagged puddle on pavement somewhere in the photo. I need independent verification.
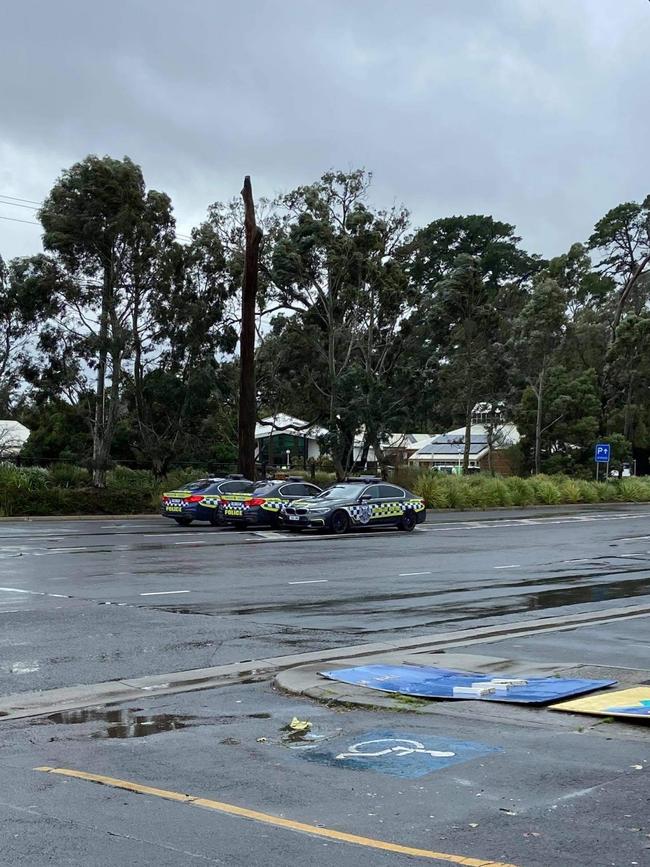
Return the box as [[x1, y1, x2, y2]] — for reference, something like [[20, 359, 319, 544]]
[[30, 707, 276, 739], [35, 708, 194, 738]]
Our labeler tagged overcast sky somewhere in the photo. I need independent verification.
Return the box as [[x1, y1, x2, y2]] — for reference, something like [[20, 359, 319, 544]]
[[1, 0, 648, 261]]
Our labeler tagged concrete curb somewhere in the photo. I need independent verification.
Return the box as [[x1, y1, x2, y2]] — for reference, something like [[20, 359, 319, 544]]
[[2, 603, 649, 721], [274, 657, 650, 743]]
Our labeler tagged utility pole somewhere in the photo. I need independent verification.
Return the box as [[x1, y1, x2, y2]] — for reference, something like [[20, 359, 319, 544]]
[[239, 176, 263, 480]]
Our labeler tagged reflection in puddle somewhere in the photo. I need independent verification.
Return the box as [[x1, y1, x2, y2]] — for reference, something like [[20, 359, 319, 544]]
[[38, 708, 193, 738], [31, 707, 278, 739]]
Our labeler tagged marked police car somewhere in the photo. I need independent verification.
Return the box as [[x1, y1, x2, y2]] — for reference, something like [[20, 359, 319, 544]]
[[220, 477, 323, 528], [280, 477, 426, 534], [161, 475, 254, 526]]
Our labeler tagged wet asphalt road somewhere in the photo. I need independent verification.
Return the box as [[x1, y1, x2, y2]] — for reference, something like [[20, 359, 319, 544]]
[[2, 504, 650, 866], [1, 503, 650, 695]]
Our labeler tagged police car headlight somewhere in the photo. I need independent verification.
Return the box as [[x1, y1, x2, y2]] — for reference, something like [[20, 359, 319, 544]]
[[307, 507, 330, 514]]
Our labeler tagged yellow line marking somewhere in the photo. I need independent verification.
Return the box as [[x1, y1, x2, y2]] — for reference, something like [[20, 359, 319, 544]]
[[35, 766, 519, 866]]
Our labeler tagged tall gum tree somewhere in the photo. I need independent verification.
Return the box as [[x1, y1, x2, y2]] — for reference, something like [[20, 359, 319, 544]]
[[39, 155, 175, 486]]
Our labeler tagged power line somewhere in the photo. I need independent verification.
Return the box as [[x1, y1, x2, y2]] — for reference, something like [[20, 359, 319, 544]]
[[0, 193, 42, 206], [0, 214, 40, 226], [0, 192, 194, 240], [0, 199, 39, 211]]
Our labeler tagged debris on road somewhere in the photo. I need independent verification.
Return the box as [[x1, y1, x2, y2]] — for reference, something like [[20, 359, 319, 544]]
[[285, 717, 312, 733]]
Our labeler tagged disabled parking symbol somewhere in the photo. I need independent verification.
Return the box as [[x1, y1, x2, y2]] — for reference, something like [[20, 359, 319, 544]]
[[335, 738, 455, 761], [297, 729, 501, 778]]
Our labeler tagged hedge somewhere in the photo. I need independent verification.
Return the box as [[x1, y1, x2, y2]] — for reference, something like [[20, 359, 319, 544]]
[[1, 463, 650, 517], [411, 473, 650, 509]]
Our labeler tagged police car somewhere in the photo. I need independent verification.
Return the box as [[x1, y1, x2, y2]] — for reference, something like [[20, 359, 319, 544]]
[[280, 477, 426, 534], [161, 475, 255, 526], [220, 477, 323, 528]]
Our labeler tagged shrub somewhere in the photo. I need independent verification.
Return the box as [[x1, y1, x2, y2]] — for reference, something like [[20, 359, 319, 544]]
[[49, 463, 90, 488], [0, 487, 154, 517], [616, 477, 650, 502], [504, 476, 535, 507], [528, 475, 562, 505]]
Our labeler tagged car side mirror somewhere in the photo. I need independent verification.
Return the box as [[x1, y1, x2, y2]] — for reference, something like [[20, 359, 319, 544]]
[[359, 494, 372, 502]]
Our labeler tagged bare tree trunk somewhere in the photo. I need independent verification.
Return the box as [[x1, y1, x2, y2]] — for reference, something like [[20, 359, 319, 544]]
[[462, 397, 473, 473], [92, 270, 111, 487], [239, 176, 262, 481], [623, 376, 635, 442], [612, 253, 650, 337], [534, 372, 544, 475]]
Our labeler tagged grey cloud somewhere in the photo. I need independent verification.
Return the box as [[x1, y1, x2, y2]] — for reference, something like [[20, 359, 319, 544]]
[[1, 0, 649, 259]]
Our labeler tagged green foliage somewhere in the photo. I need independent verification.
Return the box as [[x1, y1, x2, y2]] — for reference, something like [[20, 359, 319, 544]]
[[411, 472, 650, 510], [48, 463, 90, 488]]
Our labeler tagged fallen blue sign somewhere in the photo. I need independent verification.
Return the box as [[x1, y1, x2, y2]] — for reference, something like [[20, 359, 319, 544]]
[[320, 665, 616, 705], [297, 729, 501, 778]]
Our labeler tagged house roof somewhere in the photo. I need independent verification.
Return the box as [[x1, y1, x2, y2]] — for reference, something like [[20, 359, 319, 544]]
[[383, 433, 431, 449], [408, 423, 519, 462], [255, 414, 328, 440], [0, 420, 30, 453]]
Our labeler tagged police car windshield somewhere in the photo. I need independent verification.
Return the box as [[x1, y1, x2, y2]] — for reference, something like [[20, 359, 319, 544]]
[[183, 478, 215, 491], [317, 483, 366, 501]]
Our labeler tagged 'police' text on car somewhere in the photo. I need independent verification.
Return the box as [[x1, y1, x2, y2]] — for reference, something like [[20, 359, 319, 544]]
[[220, 477, 322, 528], [161, 476, 254, 526]]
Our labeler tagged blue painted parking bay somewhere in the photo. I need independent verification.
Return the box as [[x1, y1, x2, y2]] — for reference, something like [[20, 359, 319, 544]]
[[297, 729, 502, 778]]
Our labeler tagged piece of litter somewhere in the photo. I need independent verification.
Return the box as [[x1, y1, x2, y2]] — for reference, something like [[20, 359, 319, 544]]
[[500, 809, 518, 815], [631, 764, 643, 770], [469, 823, 479, 828], [453, 685, 496, 698], [256, 737, 267, 743], [287, 717, 312, 733]]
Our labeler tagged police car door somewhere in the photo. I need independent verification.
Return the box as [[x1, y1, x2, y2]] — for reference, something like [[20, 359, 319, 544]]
[[358, 484, 381, 525], [374, 483, 407, 526]]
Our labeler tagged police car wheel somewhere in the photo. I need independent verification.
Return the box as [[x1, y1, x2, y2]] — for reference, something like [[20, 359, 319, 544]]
[[174, 517, 193, 527], [399, 510, 416, 532], [330, 510, 349, 535], [209, 514, 223, 527]]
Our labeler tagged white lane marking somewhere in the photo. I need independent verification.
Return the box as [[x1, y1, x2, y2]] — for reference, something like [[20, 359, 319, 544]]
[[399, 571, 432, 576], [0, 587, 72, 600], [418, 513, 650, 532], [174, 540, 207, 545], [288, 579, 328, 585], [494, 564, 521, 569], [253, 531, 292, 540], [140, 590, 191, 596]]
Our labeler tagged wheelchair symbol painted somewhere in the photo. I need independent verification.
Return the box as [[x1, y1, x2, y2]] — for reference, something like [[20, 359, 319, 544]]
[[335, 738, 456, 761]]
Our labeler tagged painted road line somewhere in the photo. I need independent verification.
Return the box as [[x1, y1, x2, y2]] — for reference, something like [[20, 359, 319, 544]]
[[493, 565, 520, 570], [174, 540, 207, 545], [288, 579, 328, 585], [140, 590, 191, 596], [34, 767, 519, 867], [399, 571, 432, 576]]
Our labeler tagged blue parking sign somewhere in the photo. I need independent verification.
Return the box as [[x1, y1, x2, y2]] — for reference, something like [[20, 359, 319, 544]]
[[595, 443, 610, 463]]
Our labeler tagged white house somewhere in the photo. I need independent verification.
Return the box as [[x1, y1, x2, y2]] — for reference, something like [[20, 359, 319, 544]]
[[0, 420, 30, 456], [408, 423, 520, 472], [254, 414, 376, 467], [382, 433, 431, 464]]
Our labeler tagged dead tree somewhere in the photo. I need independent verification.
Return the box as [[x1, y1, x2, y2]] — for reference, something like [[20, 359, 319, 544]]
[[238, 176, 263, 480]]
